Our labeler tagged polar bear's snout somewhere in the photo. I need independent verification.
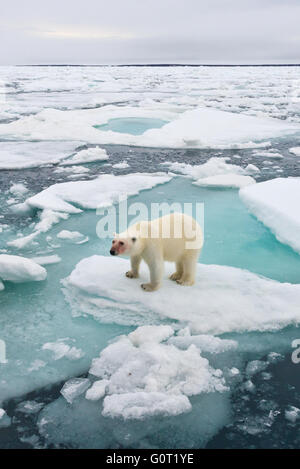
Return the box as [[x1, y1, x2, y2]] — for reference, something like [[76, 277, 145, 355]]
[[110, 239, 128, 256]]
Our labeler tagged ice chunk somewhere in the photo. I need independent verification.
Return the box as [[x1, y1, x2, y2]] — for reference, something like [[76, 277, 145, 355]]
[[289, 147, 300, 157], [63, 255, 300, 335], [0, 255, 47, 284], [85, 380, 109, 401], [285, 406, 300, 423], [57, 230, 88, 244], [112, 160, 129, 169], [102, 392, 192, 420], [240, 178, 300, 254], [162, 157, 247, 180], [16, 401, 44, 415], [60, 378, 91, 404], [9, 183, 28, 197], [42, 340, 84, 361], [0, 408, 11, 428], [194, 174, 255, 189], [31, 255, 61, 266], [61, 146, 108, 165], [245, 360, 268, 377]]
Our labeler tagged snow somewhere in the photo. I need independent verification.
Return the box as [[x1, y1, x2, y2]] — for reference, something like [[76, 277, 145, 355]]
[[240, 178, 300, 254], [60, 378, 91, 404], [289, 147, 300, 156], [0, 254, 47, 286], [0, 106, 297, 149], [61, 146, 108, 166], [24, 173, 172, 213], [63, 255, 300, 335]]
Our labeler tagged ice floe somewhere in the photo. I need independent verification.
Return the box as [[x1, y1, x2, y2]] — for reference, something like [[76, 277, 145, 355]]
[[0, 254, 47, 288], [63, 255, 300, 334], [24, 173, 172, 214], [0, 141, 81, 170], [0, 107, 297, 149], [240, 178, 300, 254], [194, 174, 255, 189]]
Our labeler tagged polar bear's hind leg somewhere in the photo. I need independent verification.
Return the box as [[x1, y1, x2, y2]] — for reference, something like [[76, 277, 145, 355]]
[[176, 251, 199, 286]]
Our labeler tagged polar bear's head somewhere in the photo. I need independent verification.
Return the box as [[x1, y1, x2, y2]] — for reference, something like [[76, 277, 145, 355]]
[[110, 230, 140, 257]]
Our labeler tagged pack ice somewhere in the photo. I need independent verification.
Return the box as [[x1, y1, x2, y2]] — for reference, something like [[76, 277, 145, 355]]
[[63, 255, 300, 334], [240, 178, 300, 254]]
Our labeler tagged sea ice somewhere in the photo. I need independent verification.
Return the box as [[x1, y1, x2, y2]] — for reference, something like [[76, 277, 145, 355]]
[[240, 178, 300, 254], [63, 255, 300, 334]]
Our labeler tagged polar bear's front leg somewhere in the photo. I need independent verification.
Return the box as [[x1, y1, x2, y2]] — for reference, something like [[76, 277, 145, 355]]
[[141, 251, 163, 292], [126, 255, 141, 278]]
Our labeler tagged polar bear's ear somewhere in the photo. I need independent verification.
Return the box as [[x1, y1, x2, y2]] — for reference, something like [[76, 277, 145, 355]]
[[132, 237, 137, 243]]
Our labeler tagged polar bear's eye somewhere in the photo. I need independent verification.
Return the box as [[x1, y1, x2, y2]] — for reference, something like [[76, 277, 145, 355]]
[[119, 241, 124, 246], [132, 237, 136, 242]]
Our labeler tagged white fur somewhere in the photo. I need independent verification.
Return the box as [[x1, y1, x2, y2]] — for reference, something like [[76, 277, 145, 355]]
[[112, 213, 203, 292]]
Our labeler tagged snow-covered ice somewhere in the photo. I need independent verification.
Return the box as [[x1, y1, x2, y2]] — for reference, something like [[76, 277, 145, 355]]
[[24, 173, 172, 214], [63, 255, 300, 334], [240, 178, 300, 254]]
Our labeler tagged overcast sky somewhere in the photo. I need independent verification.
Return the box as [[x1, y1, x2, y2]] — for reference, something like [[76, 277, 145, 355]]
[[1, 0, 300, 65]]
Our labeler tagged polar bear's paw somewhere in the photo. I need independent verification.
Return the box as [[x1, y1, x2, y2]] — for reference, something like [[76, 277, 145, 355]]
[[126, 270, 139, 279], [169, 272, 182, 281], [176, 278, 195, 286], [141, 283, 160, 292]]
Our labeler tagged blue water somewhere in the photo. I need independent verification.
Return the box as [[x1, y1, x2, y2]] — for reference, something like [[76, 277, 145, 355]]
[[94, 117, 168, 135]]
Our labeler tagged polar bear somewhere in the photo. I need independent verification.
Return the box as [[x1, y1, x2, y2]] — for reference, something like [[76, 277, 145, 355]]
[[110, 212, 203, 292]]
